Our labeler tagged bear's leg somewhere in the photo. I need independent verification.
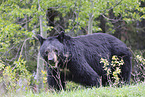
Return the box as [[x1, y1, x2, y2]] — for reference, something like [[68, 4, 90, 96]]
[[69, 60, 101, 87], [47, 67, 66, 90], [120, 55, 132, 84]]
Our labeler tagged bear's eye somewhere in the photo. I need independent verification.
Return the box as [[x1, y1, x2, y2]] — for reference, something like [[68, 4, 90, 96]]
[[54, 49, 58, 53], [45, 51, 49, 55]]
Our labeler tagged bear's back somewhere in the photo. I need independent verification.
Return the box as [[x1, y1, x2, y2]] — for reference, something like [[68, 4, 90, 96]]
[[70, 33, 129, 63], [73, 33, 127, 48]]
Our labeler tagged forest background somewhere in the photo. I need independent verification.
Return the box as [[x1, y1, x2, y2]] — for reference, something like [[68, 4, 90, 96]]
[[0, 0, 145, 94]]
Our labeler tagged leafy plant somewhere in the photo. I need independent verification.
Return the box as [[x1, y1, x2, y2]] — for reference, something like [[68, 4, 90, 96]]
[[132, 54, 145, 83], [0, 57, 33, 92], [100, 55, 124, 86]]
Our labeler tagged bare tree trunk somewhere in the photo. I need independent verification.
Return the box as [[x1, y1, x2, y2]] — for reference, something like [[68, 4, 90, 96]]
[[88, 0, 94, 34], [36, 51, 44, 93], [36, 0, 47, 93]]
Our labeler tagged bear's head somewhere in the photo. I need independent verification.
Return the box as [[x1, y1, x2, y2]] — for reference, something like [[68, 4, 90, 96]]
[[37, 32, 71, 67]]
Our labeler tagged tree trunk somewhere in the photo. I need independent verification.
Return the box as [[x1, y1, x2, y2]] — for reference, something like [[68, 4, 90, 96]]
[[88, 0, 94, 34], [36, 51, 44, 93], [88, 13, 93, 34], [36, 0, 47, 93]]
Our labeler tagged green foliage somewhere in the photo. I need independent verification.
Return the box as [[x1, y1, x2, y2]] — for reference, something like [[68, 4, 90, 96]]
[[41, 69, 47, 88], [0, 0, 143, 60], [0, 0, 143, 52], [100, 55, 124, 86], [37, 0, 142, 33], [132, 53, 145, 82], [136, 55, 145, 65], [0, 60, 5, 72], [0, 57, 33, 92], [0, 0, 34, 53], [65, 81, 85, 91]]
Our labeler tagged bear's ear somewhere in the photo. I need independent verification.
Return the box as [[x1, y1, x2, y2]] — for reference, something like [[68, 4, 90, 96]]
[[57, 31, 71, 42], [57, 31, 65, 42], [36, 34, 46, 45]]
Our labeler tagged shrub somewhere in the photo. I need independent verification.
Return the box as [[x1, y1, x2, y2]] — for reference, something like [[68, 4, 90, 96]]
[[132, 54, 145, 83], [0, 57, 33, 93], [100, 55, 124, 86]]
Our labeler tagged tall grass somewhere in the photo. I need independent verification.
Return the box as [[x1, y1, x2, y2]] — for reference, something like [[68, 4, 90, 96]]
[[2, 82, 145, 97]]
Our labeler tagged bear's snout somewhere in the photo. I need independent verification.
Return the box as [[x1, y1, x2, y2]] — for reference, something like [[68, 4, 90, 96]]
[[47, 50, 58, 65]]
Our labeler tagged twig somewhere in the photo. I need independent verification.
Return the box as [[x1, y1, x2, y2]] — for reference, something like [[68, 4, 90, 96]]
[[18, 38, 31, 60], [110, 0, 123, 10], [12, 38, 30, 70], [100, 0, 123, 23]]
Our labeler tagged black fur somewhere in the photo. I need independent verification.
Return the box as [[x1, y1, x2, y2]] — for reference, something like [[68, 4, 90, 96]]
[[37, 32, 132, 90]]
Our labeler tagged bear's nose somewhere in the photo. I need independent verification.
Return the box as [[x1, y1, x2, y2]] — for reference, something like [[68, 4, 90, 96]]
[[47, 50, 58, 65], [48, 52, 54, 61], [48, 54, 55, 65], [48, 57, 54, 61]]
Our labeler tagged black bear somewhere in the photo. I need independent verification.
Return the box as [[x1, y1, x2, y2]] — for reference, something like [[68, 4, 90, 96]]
[[37, 32, 132, 90]]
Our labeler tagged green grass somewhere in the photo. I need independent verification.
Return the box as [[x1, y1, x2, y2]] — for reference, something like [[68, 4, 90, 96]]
[[2, 82, 145, 97]]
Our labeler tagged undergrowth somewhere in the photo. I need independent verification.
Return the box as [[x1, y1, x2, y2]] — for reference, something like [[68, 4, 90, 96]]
[[2, 82, 145, 97]]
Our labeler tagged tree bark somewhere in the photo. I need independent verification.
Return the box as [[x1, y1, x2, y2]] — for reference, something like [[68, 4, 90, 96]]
[[88, 0, 94, 34], [36, 0, 47, 93]]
